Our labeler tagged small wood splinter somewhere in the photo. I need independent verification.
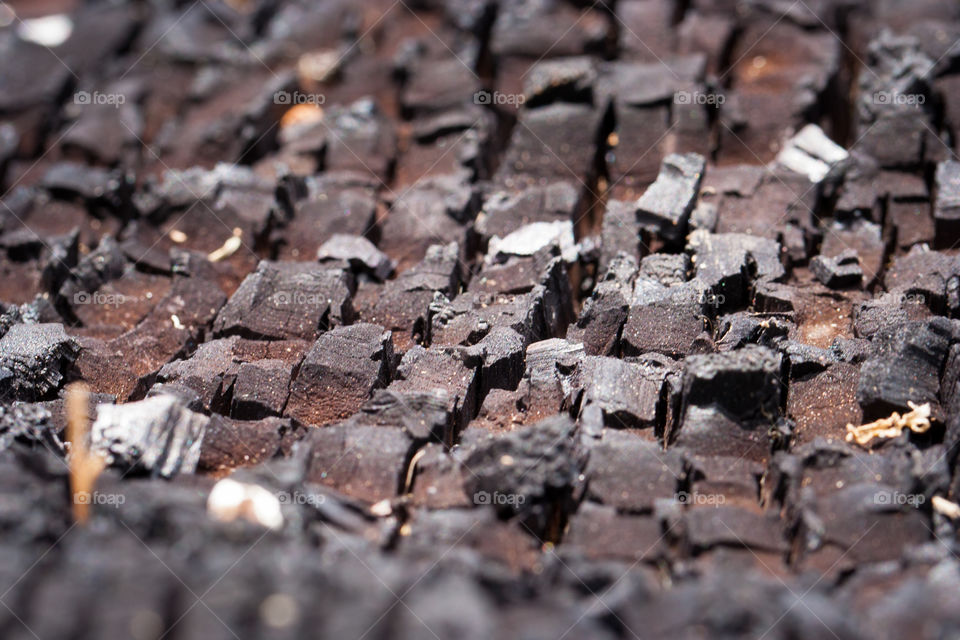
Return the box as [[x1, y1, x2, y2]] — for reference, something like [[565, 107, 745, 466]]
[[845, 401, 932, 446], [66, 383, 106, 525]]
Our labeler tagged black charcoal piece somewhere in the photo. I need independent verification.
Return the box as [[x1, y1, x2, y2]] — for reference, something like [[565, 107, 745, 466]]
[[584, 431, 683, 511], [230, 359, 293, 420], [639, 253, 689, 286], [857, 317, 953, 418], [91, 395, 208, 478], [680, 345, 783, 422], [883, 247, 959, 314], [495, 103, 604, 183], [621, 279, 710, 358], [379, 175, 476, 272], [214, 260, 354, 341], [635, 153, 706, 244], [599, 200, 643, 270], [714, 313, 792, 353], [389, 346, 479, 439], [366, 242, 461, 350], [477, 181, 581, 242], [522, 56, 596, 106], [285, 324, 393, 427], [810, 250, 864, 289], [0, 402, 60, 453], [579, 356, 667, 429], [463, 414, 586, 536], [935, 159, 960, 237], [146, 382, 204, 412], [464, 327, 526, 395], [316, 234, 394, 281], [0, 323, 79, 400], [199, 416, 302, 472], [567, 254, 637, 356], [488, 220, 578, 263], [302, 424, 412, 503], [347, 389, 450, 442], [687, 230, 785, 309]]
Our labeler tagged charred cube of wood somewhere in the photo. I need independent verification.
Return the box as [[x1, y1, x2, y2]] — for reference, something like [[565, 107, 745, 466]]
[[857, 317, 953, 419], [583, 431, 683, 511], [302, 424, 413, 503], [0, 323, 79, 401], [680, 346, 783, 423], [477, 181, 581, 243], [388, 346, 479, 437], [316, 234, 394, 281], [285, 324, 394, 427], [579, 356, 669, 429], [463, 414, 586, 539], [230, 360, 294, 420], [621, 279, 710, 358], [810, 250, 864, 289], [567, 254, 637, 356], [91, 395, 208, 478], [214, 260, 354, 341], [635, 153, 706, 245]]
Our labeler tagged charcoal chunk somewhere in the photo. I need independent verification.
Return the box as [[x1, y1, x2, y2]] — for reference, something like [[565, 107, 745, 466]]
[[230, 359, 293, 420], [687, 230, 785, 309], [680, 346, 783, 422], [347, 389, 450, 442], [477, 181, 581, 242], [463, 414, 586, 537], [316, 234, 394, 281], [857, 318, 953, 418], [366, 242, 461, 350], [302, 424, 412, 503], [579, 356, 667, 429], [214, 261, 354, 341], [635, 153, 706, 244], [522, 56, 596, 106], [567, 254, 637, 356], [810, 250, 864, 289], [91, 396, 208, 478], [389, 346, 479, 437], [0, 323, 79, 401], [935, 159, 960, 239], [584, 431, 683, 511], [0, 402, 60, 453], [286, 324, 393, 427], [199, 416, 303, 472], [621, 280, 710, 358]]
